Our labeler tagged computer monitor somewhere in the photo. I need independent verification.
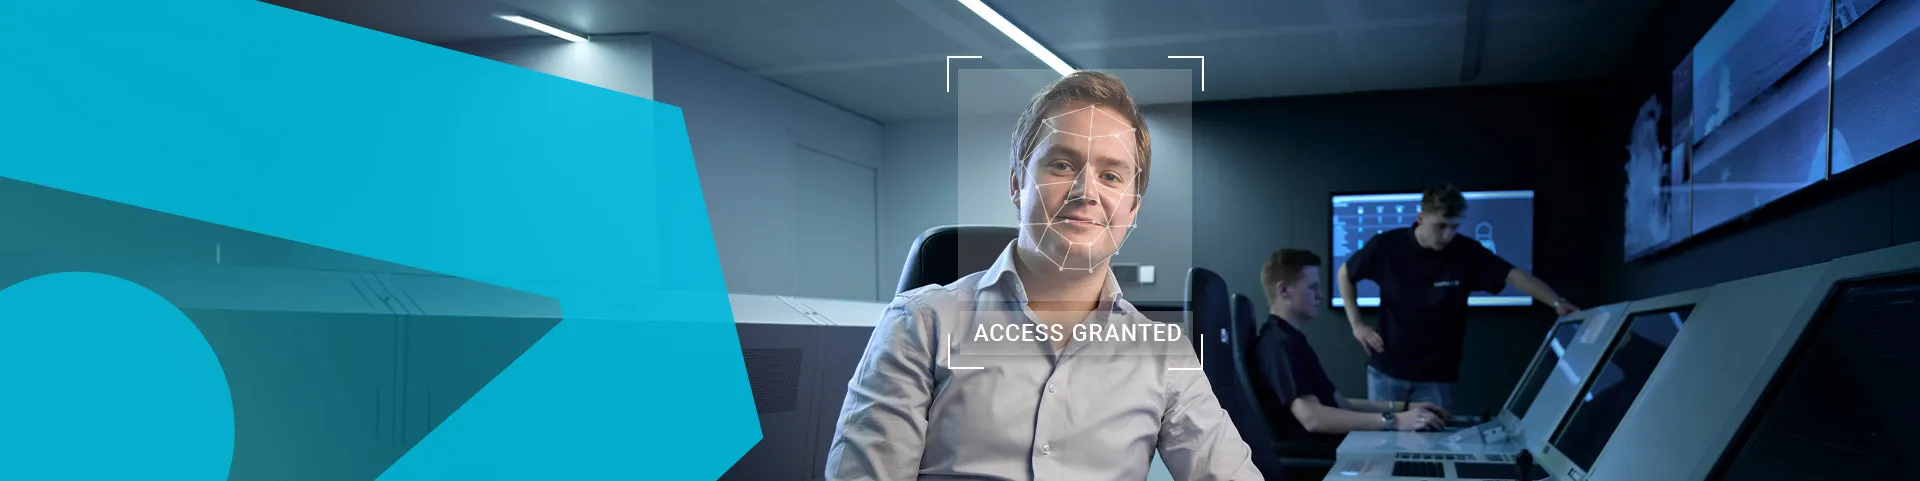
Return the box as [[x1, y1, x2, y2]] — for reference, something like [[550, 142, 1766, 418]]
[[1547, 305, 1696, 473], [1705, 270, 1920, 480], [1505, 319, 1584, 420]]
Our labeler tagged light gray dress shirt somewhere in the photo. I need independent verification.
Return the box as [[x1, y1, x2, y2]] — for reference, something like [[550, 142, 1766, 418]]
[[825, 244, 1264, 481]]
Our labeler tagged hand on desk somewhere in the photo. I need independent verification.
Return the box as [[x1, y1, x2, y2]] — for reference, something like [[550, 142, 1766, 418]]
[[1394, 406, 1446, 431], [1409, 402, 1450, 420]]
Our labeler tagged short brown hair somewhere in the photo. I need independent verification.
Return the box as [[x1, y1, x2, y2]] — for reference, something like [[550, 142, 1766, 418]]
[[1009, 71, 1153, 197], [1261, 248, 1322, 304], [1422, 183, 1468, 218]]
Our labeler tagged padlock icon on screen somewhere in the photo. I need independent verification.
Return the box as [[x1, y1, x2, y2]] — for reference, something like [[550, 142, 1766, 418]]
[[1474, 222, 1496, 254]]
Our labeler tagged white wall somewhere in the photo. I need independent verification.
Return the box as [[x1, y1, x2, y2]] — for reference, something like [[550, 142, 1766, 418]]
[[447, 34, 888, 301], [649, 37, 885, 301], [878, 119, 961, 299]]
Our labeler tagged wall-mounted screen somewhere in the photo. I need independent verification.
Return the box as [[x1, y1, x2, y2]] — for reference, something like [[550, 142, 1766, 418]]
[[1623, 0, 1919, 259], [1685, 0, 1833, 236], [1331, 190, 1533, 307], [1833, 0, 1920, 175]]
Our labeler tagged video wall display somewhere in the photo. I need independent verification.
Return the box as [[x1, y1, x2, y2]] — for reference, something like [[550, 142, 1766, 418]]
[[1624, 0, 1920, 261]]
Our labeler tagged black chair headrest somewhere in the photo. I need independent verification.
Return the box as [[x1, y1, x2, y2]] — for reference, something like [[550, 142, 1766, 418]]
[[896, 225, 1019, 295], [1185, 267, 1230, 355]]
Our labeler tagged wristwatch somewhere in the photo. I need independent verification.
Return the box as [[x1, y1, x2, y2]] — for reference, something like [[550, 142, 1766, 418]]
[[1381, 411, 1396, 430]]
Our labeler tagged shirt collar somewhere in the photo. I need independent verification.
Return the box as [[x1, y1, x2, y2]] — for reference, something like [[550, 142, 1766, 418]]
[[975, 241, 1126, 314]]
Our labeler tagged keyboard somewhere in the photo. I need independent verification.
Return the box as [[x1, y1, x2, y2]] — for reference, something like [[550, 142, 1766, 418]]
[[1391, 461, 1446, 478], [1396, 452, 1476, 461], [1453, 461, 1550, 480]]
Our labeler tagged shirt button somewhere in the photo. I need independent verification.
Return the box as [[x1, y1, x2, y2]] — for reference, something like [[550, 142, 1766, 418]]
[[1040, 444, 1052, 456], [1047, 382, 1057, 394]]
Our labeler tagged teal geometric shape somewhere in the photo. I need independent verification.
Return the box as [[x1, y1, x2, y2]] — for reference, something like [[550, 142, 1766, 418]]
[[0, 0, 757, 479], [0, 273, 234, 481]]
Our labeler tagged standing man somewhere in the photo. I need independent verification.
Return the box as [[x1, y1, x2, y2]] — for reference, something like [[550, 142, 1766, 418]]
[[1251, 248, 1449, 439], [825, 71, 1263, 480], [1336, 183, 1578, 412]]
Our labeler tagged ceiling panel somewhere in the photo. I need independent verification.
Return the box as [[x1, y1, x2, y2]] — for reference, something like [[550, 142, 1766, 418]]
[[263, 0, 527, 44], [1478, 14, 1615, 85], [1216, 32, 1354, 98], [988, 0, 1214, 47], [516, 0, 663, 36], [259, 0, 1666, 122], [770, 66, 949, 122], [1192, 0, 1333, 31], [1358, 0, 1464, 22], [1348, 22, 1467, 91]]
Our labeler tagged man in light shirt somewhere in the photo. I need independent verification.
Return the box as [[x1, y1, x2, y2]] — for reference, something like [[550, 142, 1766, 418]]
[[824, 71, 1264, 480]]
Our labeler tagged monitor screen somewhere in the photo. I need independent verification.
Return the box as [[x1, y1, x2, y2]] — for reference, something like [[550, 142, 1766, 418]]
[[1549, 306, 1695, 472], [1684, 0, 1832, 237], [1330, 190, 1534, 307], [1833, 0, 1920, 175], [1708, 271, 1920, 480], [1508, 320, 1585, 419]]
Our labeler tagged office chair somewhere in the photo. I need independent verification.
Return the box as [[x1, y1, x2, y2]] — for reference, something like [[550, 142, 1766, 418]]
[[1186, 268, 1289, 479], [895, 225, 1019, 294], [1233, 294, 1336, 480]]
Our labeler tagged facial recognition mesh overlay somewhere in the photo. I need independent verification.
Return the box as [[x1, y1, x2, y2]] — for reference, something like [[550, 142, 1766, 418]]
[[950, 69, 1193, 359], [956, 69, 1193, 306], [1330, 191, 1535, 307], [1686, 0, 1832, 237]]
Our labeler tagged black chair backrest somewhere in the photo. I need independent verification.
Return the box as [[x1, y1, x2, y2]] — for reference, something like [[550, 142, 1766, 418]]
[[895, 225, 1019, 294], [1230, 294, 1287, 448], [1186, 268, 1286, 478]]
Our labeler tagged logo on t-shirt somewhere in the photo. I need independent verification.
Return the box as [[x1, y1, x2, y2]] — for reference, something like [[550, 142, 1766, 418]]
[[1433, 280, 1460, 288]]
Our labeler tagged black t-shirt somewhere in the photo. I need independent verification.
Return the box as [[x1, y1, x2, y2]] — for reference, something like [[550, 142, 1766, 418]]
[[1250, 315, 1340, 439], [1346, 227, 1515, 382]]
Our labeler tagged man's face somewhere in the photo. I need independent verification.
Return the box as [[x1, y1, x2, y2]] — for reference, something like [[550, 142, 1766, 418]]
[[1280, 266, 1322, 319], [1414, 212, 1463, 250], [1011, 101, 1142, 271]]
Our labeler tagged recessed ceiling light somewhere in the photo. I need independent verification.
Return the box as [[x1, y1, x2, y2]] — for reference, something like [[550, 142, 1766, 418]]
[[497, 14, 588, 43], [955, 0, 1073, 76]]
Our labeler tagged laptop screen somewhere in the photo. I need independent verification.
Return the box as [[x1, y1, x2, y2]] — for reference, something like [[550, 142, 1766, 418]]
[[1548, 305, 1694, 471], [1507, 320, 1583, 419], [1707, 271, 1920, 480]]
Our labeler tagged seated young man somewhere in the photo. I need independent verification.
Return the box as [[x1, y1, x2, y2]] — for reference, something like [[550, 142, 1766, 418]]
[[824, 71, 1262, 480], [1251, 248, 1449, 437]]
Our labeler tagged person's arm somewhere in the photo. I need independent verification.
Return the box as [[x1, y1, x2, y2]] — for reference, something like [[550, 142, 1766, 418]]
[[1338, 263, 1363, 327], [1508, 268, 1578, 315], [1339, 263, 1384, 353], [1156, 357, 1264, 480], [1293, 396, 1440, 434], [1340, 397, 1401, 413], [824, 299, 936, 481]]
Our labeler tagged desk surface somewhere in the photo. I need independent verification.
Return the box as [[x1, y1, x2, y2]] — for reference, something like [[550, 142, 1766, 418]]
[[1336, 425, 1520, 455], [1320, 455, 1560, 481]]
